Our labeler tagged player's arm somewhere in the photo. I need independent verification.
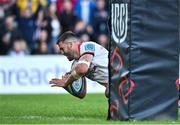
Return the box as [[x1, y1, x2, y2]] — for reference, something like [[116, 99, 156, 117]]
[[63, 53, 93, 86], [69, 54, 93, 80], [50, 54, 93, 87]]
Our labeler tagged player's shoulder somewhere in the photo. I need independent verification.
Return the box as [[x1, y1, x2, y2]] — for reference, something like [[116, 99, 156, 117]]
[[81, 41, 97, 46], [81, 41, 97, 51], [81, 41, 108, 52], [81, 41, 102, 49]]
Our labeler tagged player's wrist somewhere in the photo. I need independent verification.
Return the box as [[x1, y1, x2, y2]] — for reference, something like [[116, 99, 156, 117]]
[[71, 70, 81, 80]]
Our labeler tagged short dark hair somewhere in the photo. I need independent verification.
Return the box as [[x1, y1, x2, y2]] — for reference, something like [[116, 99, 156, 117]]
[[56, 31, 76, 44]]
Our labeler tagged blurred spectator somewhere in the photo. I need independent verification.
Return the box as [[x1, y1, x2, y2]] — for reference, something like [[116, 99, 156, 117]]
[[97, 34, 108, 49], [56, 0, 77, 14], [75, 0, 96, 25], [74, 20, 86, 35], [46, 2, 61, 53], [9, 38, 28, 56], [32, 41, 48, 55], [0, 8, 5, 31], [0, 0, 16, 16], [16, 0, 47, 17], [0, 0, 109, 55], [59, 0, 79, 32], [92, 0, 108, 39], [52, 44, 60, 54], [38, 29, 48, 43], [39, 0, 48, 9], [32, 29, 49, 55], [80, 33, 90, 42], [15, 0, 47, 51], [34, 9, 46, 42], [0, 15, 22, 55], [74, 20, 94, 41]]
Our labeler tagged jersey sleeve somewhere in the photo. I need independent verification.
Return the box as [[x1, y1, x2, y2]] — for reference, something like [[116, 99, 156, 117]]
[[80, 42, 95, 56]]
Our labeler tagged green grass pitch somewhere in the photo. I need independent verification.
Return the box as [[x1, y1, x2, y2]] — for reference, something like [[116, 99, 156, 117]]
[[0, 94, 179, 124]]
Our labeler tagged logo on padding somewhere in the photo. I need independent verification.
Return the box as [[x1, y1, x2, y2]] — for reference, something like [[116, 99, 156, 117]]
[[111, 3, 128, 44]]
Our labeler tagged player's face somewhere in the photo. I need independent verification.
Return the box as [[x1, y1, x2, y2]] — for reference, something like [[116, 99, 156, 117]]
[[58, 42, 74, 61]]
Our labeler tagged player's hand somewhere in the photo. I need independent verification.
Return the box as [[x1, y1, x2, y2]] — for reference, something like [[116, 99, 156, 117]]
[[62, 74, 70, 79], [49, 78, 67, 87]]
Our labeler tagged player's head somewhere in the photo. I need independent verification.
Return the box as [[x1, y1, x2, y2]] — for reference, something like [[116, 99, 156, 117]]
[[56, 31, 78, 61]]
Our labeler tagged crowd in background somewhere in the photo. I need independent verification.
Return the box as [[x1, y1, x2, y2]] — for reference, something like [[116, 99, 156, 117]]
[[0, 0, 109, 56]]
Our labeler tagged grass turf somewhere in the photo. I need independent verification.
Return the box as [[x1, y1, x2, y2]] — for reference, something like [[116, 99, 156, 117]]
[[0, 94, 179, 124]]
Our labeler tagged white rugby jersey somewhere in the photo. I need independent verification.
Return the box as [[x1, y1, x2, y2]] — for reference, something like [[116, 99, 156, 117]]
[[78, 41, 109, 85]]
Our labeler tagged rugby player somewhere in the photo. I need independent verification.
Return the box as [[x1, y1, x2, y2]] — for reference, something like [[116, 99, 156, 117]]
[[49, 31, 109, 98]]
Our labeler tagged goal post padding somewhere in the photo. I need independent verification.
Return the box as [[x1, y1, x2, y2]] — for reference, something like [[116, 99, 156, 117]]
[[109, 0, 179, 120]]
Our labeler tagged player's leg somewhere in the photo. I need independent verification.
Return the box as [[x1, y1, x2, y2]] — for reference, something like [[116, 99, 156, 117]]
[[105, 83, 109, 98], [98, 83, 109, 98]]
